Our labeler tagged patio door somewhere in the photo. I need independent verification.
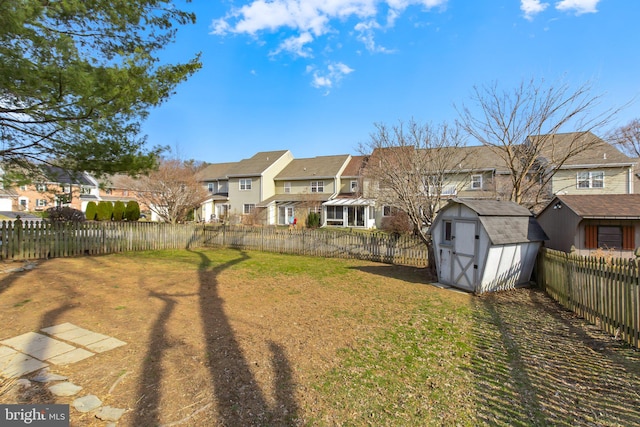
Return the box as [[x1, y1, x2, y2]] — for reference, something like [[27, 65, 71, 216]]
[[347, 206, 365, 227]]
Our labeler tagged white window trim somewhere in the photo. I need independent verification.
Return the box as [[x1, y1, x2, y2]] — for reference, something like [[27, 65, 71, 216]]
[[310, 180, 324, 193], [243, 203, 256, 214], [577, 171, 604, 189], [284, 182, 291, 193], [36, 199, 47, 207], [36, 184, 47, 192], [350, 180, 358, 192], [239, 179, 252, 191], [471, 175, 483, 190]]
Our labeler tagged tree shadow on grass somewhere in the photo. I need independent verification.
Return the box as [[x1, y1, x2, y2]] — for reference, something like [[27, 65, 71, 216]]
[[348, 264, 435, 285], [469, 288, 640, 426], [192, 248, 299, 426]]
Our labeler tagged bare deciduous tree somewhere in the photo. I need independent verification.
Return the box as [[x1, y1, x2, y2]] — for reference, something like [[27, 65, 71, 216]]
[[457, 78, 618, 208], [126, 158, 209, 224], [360, 119, 469, 246], [610, 118, 640, 158]]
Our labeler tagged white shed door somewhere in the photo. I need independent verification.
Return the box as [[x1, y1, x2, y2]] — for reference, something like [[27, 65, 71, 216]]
[[451, 220, 477, 291]]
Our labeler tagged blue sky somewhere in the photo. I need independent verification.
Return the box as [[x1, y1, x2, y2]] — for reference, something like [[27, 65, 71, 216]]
[[143, 0, 640, 164]]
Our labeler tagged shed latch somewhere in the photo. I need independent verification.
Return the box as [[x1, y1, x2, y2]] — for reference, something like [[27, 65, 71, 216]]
[[475, 235, 479, 239], [474, 265, 478, 269]]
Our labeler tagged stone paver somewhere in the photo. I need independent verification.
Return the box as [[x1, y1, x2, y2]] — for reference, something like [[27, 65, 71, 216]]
[[31, 368, 68, 383], [95, 406, 126, 422], [0, 347, 48, 378], [1, 332, 78, 361], [72, 394, 102, 413], [85, 337, 126, 353], [47, 347, 94, 365], [41, 323, 127, 352], [49, 381, 83, 397]]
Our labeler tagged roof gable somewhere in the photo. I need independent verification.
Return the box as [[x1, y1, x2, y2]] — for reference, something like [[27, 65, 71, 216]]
[[228, 150, 291, 177]]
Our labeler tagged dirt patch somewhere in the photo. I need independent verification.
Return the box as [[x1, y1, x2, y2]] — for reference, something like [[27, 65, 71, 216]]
[[0, 251, 452, 426]]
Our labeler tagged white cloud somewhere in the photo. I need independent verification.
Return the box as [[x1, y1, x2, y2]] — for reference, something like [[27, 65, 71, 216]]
[[309, 62, 355, 93], [212, 0, 448, 56], [270, 32, 315, 58], [555, 0, 600, 15], [520, 0, 549, 20]]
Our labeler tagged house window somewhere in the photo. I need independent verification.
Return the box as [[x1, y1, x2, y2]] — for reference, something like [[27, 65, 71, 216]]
[[19, 198, 28, 210], [243, 204, 255, 214], [36, 184, 47, 192], [123, 190, 129, 197], [105, 188, 112, 195], [577, 171, 604, 189], [443, 220, 453, 243], [207, 183, 215, 193], [383, 206, 394, 217], [240, 179, 252, 191], [471, 175, 483, 190], [80, 186, 91, 195], [350, 180, 358, 192], [284, 182, 291, 193], [36, 199, 47, 208], [62, 185, 71, 193], [326, 206, 343, 220], [310, 181, 324, 193], [19, 185, 27, 191]]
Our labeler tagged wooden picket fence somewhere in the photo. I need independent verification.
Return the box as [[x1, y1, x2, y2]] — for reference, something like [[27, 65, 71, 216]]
[[201, 225, 428, 267], [537, 247, 640, 349], [0, 221, 428, 267]]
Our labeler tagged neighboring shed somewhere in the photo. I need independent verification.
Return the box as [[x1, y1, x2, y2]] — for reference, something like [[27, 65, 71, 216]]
[[536, 194, 640, 257], [430, 198, 548, 294]]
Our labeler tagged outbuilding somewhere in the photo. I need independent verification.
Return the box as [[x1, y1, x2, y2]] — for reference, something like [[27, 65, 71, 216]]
[[430, 198, 548, 294]]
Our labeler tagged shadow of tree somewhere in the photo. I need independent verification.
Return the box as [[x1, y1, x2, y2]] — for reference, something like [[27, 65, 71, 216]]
[[469, 288, 640, 426], [132, 249, 299, 425], [348, 264, 435, 284], [193, 249, 299, 426]]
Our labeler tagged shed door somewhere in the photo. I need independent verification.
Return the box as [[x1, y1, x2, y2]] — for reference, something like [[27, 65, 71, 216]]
[[451, 220, 477, 291]]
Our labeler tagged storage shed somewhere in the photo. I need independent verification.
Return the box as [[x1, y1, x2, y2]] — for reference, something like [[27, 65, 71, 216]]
[[430, 198, 548, 294]]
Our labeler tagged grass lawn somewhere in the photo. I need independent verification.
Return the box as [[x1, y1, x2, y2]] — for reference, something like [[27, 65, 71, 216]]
[[0, 248, 639, 426]]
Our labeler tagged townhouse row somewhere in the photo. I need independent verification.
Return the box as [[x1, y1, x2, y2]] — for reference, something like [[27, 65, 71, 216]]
[[1, 131, 636, 228], [195, 132, 638, 228]]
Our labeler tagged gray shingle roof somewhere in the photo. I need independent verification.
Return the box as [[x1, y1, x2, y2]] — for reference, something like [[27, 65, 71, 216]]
[[195, 162, 238, 181], [275, 155, 350, 180], [546, 194, 640, 218], [528, 132, 633, 167], [227, 150, 291, 177], [446, 198, 548, 244]]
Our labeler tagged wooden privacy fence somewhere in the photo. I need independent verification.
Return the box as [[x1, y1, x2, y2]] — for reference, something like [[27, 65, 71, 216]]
[[537, 247, 640, 349], [201, 225, 428, 267], [0, 221, 428, 268]]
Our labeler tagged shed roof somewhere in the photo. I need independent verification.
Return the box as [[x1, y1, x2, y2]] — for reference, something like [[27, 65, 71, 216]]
[[442, 198, 548, 244], [451, 198, 533, 216], [542, 194, 640, 219]]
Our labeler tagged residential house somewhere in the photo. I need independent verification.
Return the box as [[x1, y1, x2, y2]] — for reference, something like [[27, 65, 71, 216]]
[[529, 132, 635, 197], [536, 194, 640, 257], [258, 154, 351, 226], [98, 174, 150, 216], [13, 166, 99, 213], [225, 150, 293, 223], [323, 155, 378, 228], [195, 162, 237, 222]]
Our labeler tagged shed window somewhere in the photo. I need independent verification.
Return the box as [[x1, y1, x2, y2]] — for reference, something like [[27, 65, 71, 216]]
[[443, 220, 453, 243], [585, 225, 634, 250]]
